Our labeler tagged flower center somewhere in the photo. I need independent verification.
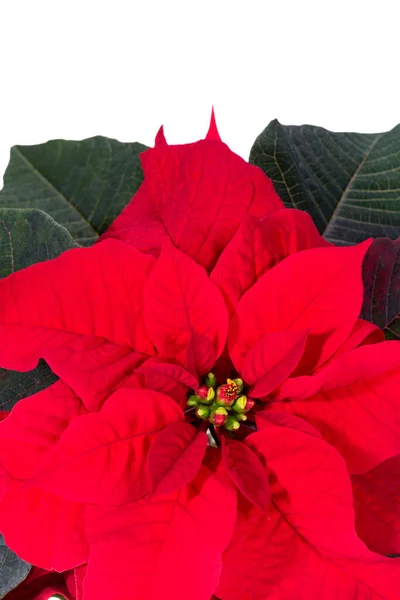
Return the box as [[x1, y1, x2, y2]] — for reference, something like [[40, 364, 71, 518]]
[[187, 373, 255, 431]]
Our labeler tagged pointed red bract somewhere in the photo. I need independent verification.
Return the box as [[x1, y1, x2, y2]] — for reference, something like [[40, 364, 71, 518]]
[[273, 341, 400, 472], [222, 437, 270, 512], [210, 214, 260, 316], [0, 240, 155, 376], [43, 337, 146, 410], [135, 359, 197, 389], [352, 454, 400, 556], [0, 478, 88, 571], [147, 422, 208, 496], [256, 410, 322, 438], [328, 318, 384, 361], [229, 241, 371, 374], [144, 243, 228, 373], [29, 389, 184, 505], [205, 107, 222, 141], [155, 125, 167, 146], [241, 329, 309, 397], [134, 358, 198, 405], [185, 328, 217, 377], [83, 457, 237, 600], [260, 207, 331, 253], [100, 136, 283, 271], [214, 497, 270, 600], [0, 381, 86, 479], [211, 209, 329, 316], [217, 426, 400, 600]]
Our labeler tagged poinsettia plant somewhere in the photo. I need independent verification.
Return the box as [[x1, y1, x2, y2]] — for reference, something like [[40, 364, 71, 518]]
[[1, 111, 400, 600]]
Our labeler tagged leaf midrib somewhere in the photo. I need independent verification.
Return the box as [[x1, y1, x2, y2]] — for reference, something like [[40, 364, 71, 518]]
[[323, 133, 384, 237], [12, 147, 99, 237]]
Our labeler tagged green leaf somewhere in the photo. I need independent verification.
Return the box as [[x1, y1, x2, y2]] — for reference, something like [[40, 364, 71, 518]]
[[250, 120, 400, 244], [0, 534, 31, 598], [0, 360, 57, 412], [0, 208, 78, 410], [361, 237, 400, 340], [0, 137, 148, 246], [0, 208, 79, 277], [0, 210, 77, 593]]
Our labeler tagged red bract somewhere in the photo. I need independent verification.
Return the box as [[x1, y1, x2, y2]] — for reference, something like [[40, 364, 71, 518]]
[[271, 341, 400, 472], [0, 117, 399, 599], [216, 426, 400, 600], [100, 110, 284, 272], [352, 454, 400, 556], [4, 565, 86, 600]]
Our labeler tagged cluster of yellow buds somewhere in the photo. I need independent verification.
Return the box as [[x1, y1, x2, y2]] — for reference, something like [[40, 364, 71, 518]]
[[187, 374, 255, 431]]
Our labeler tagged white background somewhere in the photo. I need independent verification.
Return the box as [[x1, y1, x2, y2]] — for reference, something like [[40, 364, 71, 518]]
[[0, 0, 399, 180]]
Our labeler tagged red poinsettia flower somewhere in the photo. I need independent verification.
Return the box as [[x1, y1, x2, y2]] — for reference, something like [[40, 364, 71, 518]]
[[0, 117, 399, 599]]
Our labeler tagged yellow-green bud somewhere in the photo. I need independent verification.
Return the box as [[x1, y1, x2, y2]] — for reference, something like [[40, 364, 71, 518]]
[[232, 395, 247, 413], [196, 405, 211, 419], [236, 413, 248, 422], [205, 387, 216, 403], [196, 385, 215, 405], [225, 415, 241, 431], [205, 372, 217, 388], [187, 395, 200, 407], [233, 378, 244, 392]]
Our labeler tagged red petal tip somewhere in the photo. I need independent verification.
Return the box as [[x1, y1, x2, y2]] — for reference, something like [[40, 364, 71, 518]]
[[155, 125, 167, 147], [205, 107, 222, 141]]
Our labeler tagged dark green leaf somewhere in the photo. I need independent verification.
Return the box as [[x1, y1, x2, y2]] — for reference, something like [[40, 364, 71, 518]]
[[250, 120, 400, 244], [0, 137, 148, 246], [0, 208, 79, 277], [0, 360, 57, 412], [0, 208, 78, 410], [361, 237, 400, 340], [0, 211, 78, 589], [0, 534, 31, 598]]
